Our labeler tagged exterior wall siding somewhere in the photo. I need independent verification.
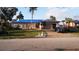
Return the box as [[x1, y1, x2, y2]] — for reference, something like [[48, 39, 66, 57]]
[[16, 23, 40, 30]]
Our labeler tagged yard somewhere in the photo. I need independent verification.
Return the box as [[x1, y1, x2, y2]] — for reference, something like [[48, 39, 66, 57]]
[[0, 30, 47, 39]]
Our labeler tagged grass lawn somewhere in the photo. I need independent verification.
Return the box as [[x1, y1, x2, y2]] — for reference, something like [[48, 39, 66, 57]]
[[0, 30, 46, 39]]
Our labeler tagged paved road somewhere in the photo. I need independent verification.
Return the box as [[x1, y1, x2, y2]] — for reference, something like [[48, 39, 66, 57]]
[[0, 37, 79, 51]]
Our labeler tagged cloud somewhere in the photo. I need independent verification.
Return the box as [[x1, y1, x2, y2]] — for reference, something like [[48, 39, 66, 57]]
[[44, 7, 74, 21]]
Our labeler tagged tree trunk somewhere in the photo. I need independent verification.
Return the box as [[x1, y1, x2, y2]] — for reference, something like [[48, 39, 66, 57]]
[[32, 11, 34, 20], [31, 11, 34, 29]]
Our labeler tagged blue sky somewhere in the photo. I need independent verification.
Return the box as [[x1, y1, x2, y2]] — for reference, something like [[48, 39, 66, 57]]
[[13, 7, 79, 21], [13, 7, 48, 20]]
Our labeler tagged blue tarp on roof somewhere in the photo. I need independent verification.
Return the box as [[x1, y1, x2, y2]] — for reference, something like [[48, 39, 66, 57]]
[[14, 19, 43, 23]]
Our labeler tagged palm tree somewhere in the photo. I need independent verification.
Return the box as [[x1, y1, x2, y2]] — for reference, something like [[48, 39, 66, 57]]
[[29, 7, 37, 20]]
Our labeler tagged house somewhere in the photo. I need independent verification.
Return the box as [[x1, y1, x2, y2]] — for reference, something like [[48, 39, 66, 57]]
[[12, 19, 79, 30], [12, 19, 60, 30], [12, 19, 43, 30], [42, 20, 59, 30]]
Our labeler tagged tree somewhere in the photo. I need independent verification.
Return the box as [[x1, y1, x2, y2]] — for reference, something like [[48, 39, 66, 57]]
[[0, 7, 18, 21], [50, 16, 56, 22], [65, 18, 73, 23], [49, 16, 56, 30], [0, 7, 18, 31], [16, 11, 24, 20], [64, 18, 74, 27], [29, 7, 37, 20]]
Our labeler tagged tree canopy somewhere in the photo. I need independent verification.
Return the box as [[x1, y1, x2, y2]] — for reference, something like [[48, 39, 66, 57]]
[[50, 16, 56, 22], [0, 7, 18, 31], [0, 7, 18, 21], [16, 11, 24, 20], [65, 18, 73, 23]]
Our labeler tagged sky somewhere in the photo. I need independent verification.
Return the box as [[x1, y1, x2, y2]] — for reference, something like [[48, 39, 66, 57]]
[[13, 7, 79, 21]]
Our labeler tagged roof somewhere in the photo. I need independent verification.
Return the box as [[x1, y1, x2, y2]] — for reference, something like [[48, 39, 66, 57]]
[[42, 20, 60, 23], [12, 19, 43, 23]]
